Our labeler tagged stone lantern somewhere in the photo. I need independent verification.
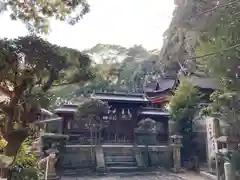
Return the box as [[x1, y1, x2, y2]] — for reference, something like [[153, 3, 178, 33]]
[[170, 135, 183, 173]]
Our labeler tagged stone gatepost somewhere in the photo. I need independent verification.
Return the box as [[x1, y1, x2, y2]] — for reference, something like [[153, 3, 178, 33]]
[[224, 162, 234, 180], [170, 135, 183, 173], [222, 149, 236, 180]]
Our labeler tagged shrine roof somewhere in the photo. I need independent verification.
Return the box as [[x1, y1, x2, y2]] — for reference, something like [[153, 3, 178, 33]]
[[39, 108, 54, 116], [91, 92, 149, 103], [54, 107, 78, 114], [33, 117, 63, 124], [144, 77, 177, 93], [54, 103, 84, 114], [188, 76, 218, 90], [139, 107, 170, 116]]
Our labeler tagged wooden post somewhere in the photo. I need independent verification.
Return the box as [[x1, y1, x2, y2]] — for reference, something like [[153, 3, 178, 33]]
[[44, 156, 49, 180], [215, 152, 220, 180], [116, 108, 121, 142]]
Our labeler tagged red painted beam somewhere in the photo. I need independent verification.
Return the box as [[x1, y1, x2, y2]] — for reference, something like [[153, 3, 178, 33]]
[[151, 96, 169, 103]]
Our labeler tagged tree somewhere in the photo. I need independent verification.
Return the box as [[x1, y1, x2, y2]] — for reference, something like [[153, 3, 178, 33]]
[[169, 78, 200, 161], [196, 1, 240, 139], [76, 99, 110, 138], [76, 99, 109, 160], [0, 35, 94, 157], [0, 0, 90, 34]]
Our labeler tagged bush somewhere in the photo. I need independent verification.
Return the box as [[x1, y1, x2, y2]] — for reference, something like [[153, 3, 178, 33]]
[[14, 139, 37, 167], [0, 136, 7, 152], [10, 139, 41, 180]]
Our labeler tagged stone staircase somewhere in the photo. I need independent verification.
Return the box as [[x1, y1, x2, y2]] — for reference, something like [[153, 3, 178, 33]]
[[104, 148, 138, 172]]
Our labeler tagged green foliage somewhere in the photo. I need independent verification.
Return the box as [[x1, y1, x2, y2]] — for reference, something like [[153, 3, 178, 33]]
[[202, 90, 240, 122], [0, 0, 90, 34], [169, 78, 200, 122], [196, 1, 240, 135], [76, 99, 109, 120], [0, 35, 94, 130], [196, 1, 240, 89], [0, 136, 7, 152], [9, 139, 41, 180], [169, 78, 200, 159], [14, 139, 37, 167]]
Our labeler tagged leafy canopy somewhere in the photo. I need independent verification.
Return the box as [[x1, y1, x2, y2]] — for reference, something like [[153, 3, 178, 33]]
[[196, 1, 240, 129], [0, 0, 90, 34], [0, 35, 94, 157], [169, 78, 200, 122]]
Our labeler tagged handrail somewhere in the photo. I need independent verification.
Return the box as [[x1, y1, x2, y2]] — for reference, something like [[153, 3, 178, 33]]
[[37, 153, 56, 180]]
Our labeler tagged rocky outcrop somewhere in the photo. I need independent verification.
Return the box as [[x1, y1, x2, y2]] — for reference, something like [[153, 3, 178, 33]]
[[158, 0, 219, 76]]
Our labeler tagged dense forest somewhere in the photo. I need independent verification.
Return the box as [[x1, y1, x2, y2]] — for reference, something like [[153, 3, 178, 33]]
[[51, 44, 162, 107]]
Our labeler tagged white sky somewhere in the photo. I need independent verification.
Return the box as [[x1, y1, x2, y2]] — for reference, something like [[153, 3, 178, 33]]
[[0, 0, 175, 51]]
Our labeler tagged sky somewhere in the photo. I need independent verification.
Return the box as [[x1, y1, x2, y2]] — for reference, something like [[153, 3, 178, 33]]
[[0, 0, 175, 51]]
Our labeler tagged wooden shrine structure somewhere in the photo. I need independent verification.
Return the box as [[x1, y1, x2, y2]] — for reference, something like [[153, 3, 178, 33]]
[[35, 74, 218, 145], [31, 75, 220, 176], [53, 93, 170, 144]]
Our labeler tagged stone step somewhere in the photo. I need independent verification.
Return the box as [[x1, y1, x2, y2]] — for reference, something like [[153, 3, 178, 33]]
[[61, 167, 92, 176], [106, 161, 137, 167], [105, 155, 135, 161], [107, 166, 139, 172], [104, 152, 134, 156]]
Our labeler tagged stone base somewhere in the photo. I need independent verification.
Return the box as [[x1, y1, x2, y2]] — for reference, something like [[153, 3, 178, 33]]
[[171, 168, 184, 173]]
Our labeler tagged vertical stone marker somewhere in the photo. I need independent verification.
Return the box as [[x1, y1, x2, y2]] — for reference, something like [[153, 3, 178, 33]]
[[205, 117, 220, 172], [170, 134, 183, 173]]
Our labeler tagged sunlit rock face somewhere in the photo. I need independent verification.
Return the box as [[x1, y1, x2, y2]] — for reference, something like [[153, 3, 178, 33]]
[[174, 0, 186, 6], [158, 0, 219, 76]]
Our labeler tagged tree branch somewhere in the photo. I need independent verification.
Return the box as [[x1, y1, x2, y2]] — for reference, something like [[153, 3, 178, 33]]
[[191, 0, 240, 20], [190, 43, 240, 59]]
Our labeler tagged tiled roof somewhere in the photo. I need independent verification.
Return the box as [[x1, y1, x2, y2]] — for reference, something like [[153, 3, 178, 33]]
[[139, 107, 170, 116], [91, 92, 149, 103], [144, 77, 176, 93], [188, 76, 218, 90]]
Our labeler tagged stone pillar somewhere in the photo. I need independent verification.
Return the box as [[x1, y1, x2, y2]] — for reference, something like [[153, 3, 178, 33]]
[[170, 135, 183, 173], [95, 145, 106, 175], [168, 121, 178, 137], [58, 118, 64, 134], [224, 162, 234, 180]]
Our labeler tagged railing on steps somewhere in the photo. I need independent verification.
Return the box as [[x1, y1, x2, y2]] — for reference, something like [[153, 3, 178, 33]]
[[38, 153, 57, 180]]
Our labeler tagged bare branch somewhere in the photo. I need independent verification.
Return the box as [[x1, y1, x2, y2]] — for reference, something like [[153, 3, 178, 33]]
[[191, 0, 240, 20], [190, 43, 240, 59]]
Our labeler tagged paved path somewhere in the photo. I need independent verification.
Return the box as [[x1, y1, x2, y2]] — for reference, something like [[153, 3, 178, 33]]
[[61, 171, 209, 180], [62, 174, 183, 180]]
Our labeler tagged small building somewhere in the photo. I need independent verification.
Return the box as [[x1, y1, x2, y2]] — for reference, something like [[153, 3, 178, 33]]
[[54, 92, 170, 144]]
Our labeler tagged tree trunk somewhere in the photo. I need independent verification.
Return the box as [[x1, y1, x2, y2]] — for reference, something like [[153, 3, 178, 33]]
[[4, 129, 28, 157]]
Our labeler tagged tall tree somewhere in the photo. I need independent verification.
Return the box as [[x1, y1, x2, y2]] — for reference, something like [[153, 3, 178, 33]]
[[0, 35, 94, 156], [198, 1, 240, 138], [0, 0, 90, 34]]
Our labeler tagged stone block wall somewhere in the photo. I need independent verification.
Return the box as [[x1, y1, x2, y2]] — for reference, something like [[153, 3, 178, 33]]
[[147, 145, 172, 169], [62, 146, 95, 169], [103, 145, 135, 155]]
